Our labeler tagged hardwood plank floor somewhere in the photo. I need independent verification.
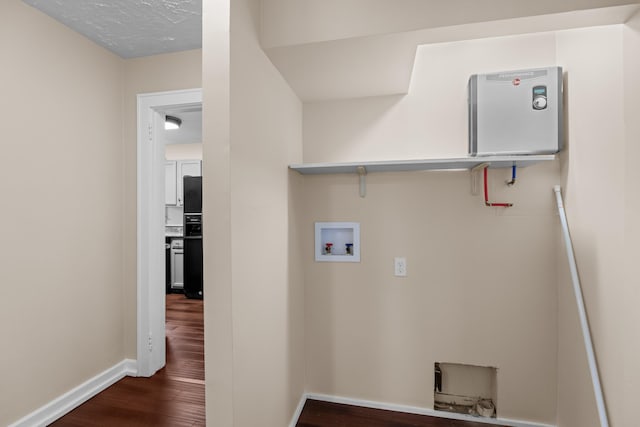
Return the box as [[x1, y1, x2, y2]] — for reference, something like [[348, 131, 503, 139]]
[[164, 294, 205, 383], [296, 399, 507, 427], [52, 296, 503, 427], [51, 294, 204, 427]]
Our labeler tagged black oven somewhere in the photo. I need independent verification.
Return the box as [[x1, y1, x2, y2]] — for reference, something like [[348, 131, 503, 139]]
[[184, 214, 202, 237], [184, 214, 202, 299]]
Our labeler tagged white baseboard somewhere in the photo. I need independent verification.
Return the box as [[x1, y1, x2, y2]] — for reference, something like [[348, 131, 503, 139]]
[[288, 394, 308, 427], [9, 359, 138, 427], [303, 393, 556, 427]]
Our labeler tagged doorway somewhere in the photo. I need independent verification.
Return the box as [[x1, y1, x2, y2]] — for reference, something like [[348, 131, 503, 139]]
[[136, 88, 203, 377]]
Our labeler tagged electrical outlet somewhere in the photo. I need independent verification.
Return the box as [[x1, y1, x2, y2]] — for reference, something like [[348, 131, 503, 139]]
[[394, 257, 407, 277]]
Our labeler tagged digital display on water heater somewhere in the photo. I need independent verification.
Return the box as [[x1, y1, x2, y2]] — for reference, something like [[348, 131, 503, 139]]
[[532, 85, 548, 110]]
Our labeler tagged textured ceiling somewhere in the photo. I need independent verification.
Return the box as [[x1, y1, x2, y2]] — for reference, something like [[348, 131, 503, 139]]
[[22, 0, 202, 58]]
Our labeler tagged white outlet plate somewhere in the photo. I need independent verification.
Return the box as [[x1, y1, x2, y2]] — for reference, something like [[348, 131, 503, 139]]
[[394, 257, 407, 277]]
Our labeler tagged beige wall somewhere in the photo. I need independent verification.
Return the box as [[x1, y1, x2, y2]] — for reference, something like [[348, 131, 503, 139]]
[[0, 4, 202, 421], [556, 18, 640, 427], [301, 32, 562, 424], [122, 49, 202, 357], [0, 1, 125, 424], [300, 28, 628, 424], [4, 2, 636, 426], [229, 0, 305, 425], [622, 9, 640, 427], [303, 32, 561, 162], [302, 23, 638, 426], [556, 25, 626, 427], [202, 0, 234, 424], [301, 170, 559, 423], [203, 0, 305, 425]]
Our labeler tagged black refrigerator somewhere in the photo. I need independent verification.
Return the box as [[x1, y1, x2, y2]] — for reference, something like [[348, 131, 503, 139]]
[[183, 176, 203, 299]]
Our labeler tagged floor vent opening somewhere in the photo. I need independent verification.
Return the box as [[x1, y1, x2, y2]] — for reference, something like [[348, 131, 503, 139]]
[[434, 362, 497, 418]]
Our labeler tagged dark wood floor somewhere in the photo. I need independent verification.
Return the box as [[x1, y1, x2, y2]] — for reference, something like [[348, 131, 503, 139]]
[[51, 296, 503, 427], [51, 294, 204, 427], [296, 399, 506, 427]]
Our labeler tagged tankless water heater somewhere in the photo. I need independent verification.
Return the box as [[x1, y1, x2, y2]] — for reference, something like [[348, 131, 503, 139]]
[[469, 66, 563, 156]]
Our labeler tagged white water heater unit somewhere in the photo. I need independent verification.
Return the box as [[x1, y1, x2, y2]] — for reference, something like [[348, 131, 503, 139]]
[[469, 66, 563, 156]]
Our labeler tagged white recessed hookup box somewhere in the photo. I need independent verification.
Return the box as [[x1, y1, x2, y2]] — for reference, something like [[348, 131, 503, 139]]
[[315, 222, 360, 262]]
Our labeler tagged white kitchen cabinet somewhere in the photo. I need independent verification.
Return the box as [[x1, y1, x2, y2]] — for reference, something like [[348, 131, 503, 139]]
[[165, 160, 201, 206], [176, 160, 201, 206], [171, 240, 184, 290], [165, 161, 178, 205]]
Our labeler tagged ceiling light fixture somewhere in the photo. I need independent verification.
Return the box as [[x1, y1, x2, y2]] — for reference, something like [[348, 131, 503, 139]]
[[165, 115, 182, 130]]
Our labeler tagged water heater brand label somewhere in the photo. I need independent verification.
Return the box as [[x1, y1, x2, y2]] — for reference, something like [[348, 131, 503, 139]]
[[486, 69, 548, 81]]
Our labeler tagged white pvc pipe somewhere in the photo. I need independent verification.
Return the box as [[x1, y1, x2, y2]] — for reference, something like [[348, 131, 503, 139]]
[[553, 185, 609, 427]]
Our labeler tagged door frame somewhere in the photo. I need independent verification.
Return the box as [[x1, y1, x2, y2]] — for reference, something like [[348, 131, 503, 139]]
[[136, 88, 203, 377]]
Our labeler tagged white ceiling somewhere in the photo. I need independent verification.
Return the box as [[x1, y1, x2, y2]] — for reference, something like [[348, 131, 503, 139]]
[[22, 0, 202, 58], [163, 107, 202, 145]]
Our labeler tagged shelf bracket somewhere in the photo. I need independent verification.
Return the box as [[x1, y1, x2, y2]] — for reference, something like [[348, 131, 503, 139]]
[[357, 166, 367, 198]]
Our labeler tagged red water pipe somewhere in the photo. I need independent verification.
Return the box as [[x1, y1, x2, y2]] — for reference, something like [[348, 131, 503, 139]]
[[484, 167, 512, 207]]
